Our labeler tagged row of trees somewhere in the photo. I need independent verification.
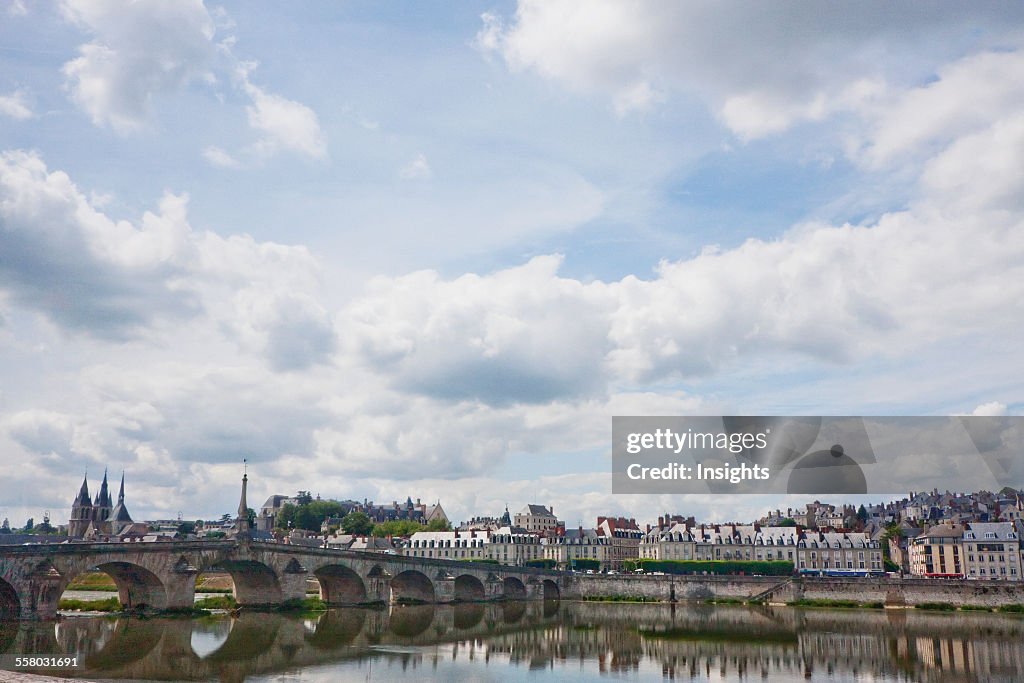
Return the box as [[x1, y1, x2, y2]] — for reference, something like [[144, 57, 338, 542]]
[[274, 499, 451, 538]]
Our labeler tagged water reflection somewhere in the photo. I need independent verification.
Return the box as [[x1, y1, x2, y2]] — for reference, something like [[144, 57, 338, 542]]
[[0, 602, 1022, 681]]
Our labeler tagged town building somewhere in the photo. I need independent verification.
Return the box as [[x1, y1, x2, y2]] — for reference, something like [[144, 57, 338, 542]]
[[403, 529, 491, 561], [596, 517, 643, 569], [543, 527, 610, 570], [514, 504, 563, 536], [908, 522, 965, 578], [795, 531, 883, 575], [963, 522, 1020, 580]]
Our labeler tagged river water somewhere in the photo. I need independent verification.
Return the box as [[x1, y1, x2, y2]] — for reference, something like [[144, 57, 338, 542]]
[[2, 601, 1023, 682]]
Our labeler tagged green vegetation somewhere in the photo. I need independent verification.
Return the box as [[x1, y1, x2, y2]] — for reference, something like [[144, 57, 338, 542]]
[[777, 518, 798, 527], [632, 559, 793, 576], [915, 602, 957, 611], [525, 559, 557, 569], [581, 595, 660, 603], [277, 597, 327, 612], [66, 571, 117, 591], [276, 500, 349, 532], [340, 511, 374, 535], [998, 604, 1024, 613], [194, 595, 238, 610], [789, 598, 864, 609], [959, 604, 993, 611], [464, 558, 500, 564], [704, 597, 745, 605], [569, 559, 601, 571], [59, 597, 122, 612], [371, 519, 425, 537]]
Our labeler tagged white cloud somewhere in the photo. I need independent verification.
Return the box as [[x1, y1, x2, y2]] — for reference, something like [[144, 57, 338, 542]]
[[399, 153, 432, 180], [0, 90, 32, 120], [972, 402, 1008, 417], [202, 145, 242, 168], [61, 0, 216, 132], [856, 51, 1024, 168], [240, 71, 328, 161], [478, 1, 1024, 137]]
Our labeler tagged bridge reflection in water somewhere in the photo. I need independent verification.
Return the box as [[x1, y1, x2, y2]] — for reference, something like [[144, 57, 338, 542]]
[[2, 603, 1024, 682]]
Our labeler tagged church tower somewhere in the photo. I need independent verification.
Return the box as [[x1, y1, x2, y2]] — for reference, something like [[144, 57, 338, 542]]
[[108, 472, 134, 535], [68, 475, 93, 539], [93, 469, 113, 526]]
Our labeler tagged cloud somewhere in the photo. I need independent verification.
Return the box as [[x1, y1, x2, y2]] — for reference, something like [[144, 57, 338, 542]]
[[61, 0, 216, 132], [0, 150, 200, 336], [478, 1, 1024, 136], [0, 150, 329, 365], [202, 145, 242, 168], [399, 153, 432, 180], [972, 402, 1008, 417], [4, 410, 74, 458], [346, 255, 615, 404], [240, 70, 328, 160], [0, 90, 32, 120]]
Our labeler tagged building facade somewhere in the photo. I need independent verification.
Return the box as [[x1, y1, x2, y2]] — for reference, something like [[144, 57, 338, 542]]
[[963, 522, 1021, 580]]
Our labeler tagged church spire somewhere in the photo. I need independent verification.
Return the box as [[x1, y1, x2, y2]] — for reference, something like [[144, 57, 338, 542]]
[[98, 468, 111, 508], [76, 474, 90, 505], [118, 471, 125, 503]]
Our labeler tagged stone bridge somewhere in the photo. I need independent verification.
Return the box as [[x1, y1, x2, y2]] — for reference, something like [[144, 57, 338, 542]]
[[0, 539, 565, 620]]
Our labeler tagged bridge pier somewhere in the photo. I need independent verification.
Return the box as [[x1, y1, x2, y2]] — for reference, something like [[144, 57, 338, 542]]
[[366, 567, 392, 604], [433, 571, 456, 604], [525, 577, 544, 601], [485, 573, 504, 600]]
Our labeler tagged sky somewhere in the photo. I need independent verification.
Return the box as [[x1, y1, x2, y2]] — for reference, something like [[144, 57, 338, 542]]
[[0, 1, 1022, 530]]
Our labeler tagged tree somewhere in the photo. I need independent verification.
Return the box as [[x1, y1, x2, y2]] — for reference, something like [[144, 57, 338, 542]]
[[23, 518, 33, 532], [177, 521, 197, 536], [426, 518, 452, 532], [341, 511, 374, 536], [296, 490, 313, 506], [0, 518, 10, 534], [777, 518, 797, 527], [372, 520, 424, 538], [856, 505, 868, 523]]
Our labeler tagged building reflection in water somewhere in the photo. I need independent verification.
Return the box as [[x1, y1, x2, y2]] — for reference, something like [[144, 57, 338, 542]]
[[1, 601, 1023, 681]]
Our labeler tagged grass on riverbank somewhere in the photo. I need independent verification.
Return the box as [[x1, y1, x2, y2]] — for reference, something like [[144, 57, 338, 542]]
[[581, 595, 662, 603], [58, 597, 122, 612], [788, 598, 884, 609]]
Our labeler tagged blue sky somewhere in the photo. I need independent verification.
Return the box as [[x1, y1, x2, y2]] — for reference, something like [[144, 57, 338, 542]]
[[1, 1, 1022, 529]]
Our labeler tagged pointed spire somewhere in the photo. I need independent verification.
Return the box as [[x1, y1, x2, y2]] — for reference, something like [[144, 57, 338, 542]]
[[77, 474, 90, 504], [118, 471, 125, 503], [98, 468, 111, 508]]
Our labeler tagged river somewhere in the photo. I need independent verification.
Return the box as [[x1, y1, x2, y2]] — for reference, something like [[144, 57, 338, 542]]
[[2, 601, 1023, 681]]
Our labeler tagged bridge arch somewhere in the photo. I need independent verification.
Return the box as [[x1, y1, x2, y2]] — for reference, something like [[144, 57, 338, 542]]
[[314, 564, 367, 605], [542, 579, 560, 600], [453, 574, 485, 602], [211, 560, 282, 606], [0, 578, 20, 619], [81, 562, 168, 610], [502, 576, 526, 599], [390, 570, 434, 604]]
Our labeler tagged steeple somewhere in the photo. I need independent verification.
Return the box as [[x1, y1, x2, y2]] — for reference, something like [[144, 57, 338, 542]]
[[98, 469, 111, 508], [75, 474, 90, 505], [118, 471, 125, 503]]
